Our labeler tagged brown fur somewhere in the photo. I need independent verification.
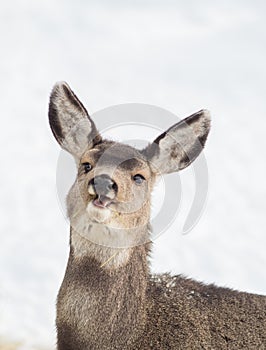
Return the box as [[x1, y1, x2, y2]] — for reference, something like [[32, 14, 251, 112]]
[[48, 82, 266, 350], [57, 238, 266, 350]]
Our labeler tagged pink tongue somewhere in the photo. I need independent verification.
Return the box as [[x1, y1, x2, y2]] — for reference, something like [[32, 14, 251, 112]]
[[93, 196, 110, 208]]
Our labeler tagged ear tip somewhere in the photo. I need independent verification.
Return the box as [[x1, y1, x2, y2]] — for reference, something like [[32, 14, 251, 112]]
[[185, 109, 211, 134], [55, 80, 69, 87], [51, 81, 70, 94], [199, 109, 211, 122], [198, 109, 211, 134]]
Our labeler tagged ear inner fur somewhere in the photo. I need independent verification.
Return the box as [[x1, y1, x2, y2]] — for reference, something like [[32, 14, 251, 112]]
[[48, 81, 101, 156]]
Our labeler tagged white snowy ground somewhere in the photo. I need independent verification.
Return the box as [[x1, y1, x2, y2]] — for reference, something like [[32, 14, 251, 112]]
[[0, 0, 266, 348]]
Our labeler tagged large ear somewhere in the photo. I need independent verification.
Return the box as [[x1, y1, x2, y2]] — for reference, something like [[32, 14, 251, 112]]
[[48, 82, 101, 157], [143, 110, 211, 174]]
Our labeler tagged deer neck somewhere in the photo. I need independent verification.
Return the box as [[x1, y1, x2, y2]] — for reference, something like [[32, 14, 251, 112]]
[[60, 225, 151, 348], [70, 221, 151, 269]]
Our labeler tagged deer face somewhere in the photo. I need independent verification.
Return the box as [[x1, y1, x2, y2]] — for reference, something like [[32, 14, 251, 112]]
[[49, 82, 210, 248], [67, 141, 155, 231]]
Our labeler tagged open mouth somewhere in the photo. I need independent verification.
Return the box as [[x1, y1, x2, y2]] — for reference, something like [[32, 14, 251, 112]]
[[93, 195, 113, 209]]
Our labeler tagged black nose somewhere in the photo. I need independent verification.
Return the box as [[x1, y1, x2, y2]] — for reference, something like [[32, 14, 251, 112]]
[[89, 174, 118, 196]]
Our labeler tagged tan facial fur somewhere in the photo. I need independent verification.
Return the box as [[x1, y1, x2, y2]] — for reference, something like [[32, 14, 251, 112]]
[[66, 141, 155, 251]]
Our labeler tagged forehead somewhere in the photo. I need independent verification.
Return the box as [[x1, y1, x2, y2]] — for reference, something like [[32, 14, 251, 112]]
[[82, 141, 148, 170]]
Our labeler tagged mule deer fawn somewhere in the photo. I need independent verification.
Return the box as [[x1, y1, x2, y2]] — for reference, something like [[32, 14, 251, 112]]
[[49, 82, 266, 350]]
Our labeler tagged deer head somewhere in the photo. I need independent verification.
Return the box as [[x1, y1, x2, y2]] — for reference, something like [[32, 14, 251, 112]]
[[49, 82, 210, 254]]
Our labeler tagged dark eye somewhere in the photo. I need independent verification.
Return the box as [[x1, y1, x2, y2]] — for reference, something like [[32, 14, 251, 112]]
[[82, 162, 92, 173], [133, 174, 145, 185]]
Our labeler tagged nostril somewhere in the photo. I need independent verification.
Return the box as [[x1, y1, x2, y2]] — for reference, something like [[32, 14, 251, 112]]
[[107, 183, 113, 191], [111, 182, 118, 193], [106, 180, 118, 193], [89, 178, 95, 186]]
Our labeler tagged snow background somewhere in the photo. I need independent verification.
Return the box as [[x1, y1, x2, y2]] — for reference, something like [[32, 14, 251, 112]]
[[0, 0, 266, 348]]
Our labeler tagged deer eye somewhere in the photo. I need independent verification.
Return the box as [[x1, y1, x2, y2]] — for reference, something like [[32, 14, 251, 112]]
[[82, 162, 92, 173], [133, 174, 145, 185]]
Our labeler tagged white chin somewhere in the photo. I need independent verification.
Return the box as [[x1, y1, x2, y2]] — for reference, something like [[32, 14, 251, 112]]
[[86, 201, 111, 223]]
